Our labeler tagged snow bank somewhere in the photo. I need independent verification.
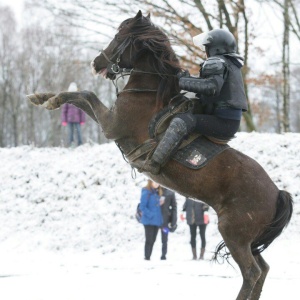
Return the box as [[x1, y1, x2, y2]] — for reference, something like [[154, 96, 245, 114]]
[[0, 132, 299, 253]]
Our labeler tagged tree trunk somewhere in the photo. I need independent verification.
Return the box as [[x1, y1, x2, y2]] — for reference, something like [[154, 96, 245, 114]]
[[282, 0, 290, 132]]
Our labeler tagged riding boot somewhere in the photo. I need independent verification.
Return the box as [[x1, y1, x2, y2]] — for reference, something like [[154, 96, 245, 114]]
[[199, 248, 205, 260], [138, 114, 196, 175], [192, 247, 197, 260]]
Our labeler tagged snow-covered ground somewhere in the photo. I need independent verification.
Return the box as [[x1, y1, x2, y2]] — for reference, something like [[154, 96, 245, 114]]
[[0, 132, 299, 300]]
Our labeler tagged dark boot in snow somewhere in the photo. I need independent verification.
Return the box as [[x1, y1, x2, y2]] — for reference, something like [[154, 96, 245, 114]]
[[199, 248, 205, 260], [192, 247, 197, 260]]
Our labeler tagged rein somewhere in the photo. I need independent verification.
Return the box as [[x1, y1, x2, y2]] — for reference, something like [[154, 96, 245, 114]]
[[108, 68, 178, 96], [111, 68, 177, 96]]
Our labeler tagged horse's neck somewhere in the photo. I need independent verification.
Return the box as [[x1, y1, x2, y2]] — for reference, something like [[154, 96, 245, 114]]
[[115, 55, 178, 154], [128, 55, 179, 101], [125, 70, 160, 90], [125, 58, 160, 87]]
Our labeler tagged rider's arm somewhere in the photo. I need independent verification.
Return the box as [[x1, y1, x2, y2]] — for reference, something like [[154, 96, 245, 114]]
[[178, 57, 227, 97]]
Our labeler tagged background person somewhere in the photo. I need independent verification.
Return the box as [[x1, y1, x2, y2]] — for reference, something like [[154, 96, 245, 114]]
[[160, 187, 177, 260], [182, 197, 209, 260], [139, 180, 163, 260], [61, 82, 86, 147]]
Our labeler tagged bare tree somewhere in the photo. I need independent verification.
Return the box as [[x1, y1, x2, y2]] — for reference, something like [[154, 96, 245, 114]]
[[282, 0, 291, 132], [0, 7, 17, 146], [0, 5, 115, 147], [257, 0, 300, 132], [26, 0, 257, 131]]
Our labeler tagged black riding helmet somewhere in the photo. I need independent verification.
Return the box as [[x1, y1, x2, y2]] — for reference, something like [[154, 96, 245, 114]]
[[193, 28, 237, 57]]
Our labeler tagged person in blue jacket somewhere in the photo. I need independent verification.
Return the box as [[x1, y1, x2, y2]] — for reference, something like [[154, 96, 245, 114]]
[[140, 179, 163, 260], [160, 187, 177, 260]]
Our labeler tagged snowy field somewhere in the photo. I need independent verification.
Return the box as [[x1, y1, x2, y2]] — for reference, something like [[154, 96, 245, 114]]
[[0, 132, 299, 300]]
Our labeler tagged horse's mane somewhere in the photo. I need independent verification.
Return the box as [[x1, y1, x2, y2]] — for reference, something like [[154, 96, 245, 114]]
[[119, 16, 182, 106]]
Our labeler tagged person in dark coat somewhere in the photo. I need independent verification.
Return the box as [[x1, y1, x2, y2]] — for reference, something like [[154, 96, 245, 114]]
[[160, 187, 177, 260], [61, 82, 86, 146], [137, 28, 248, 175], [183, 197, 209, 260], [139, 180, 163, 260]]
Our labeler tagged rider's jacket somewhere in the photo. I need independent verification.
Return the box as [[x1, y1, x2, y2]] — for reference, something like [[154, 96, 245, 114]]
[[179, 54, 248, 119]]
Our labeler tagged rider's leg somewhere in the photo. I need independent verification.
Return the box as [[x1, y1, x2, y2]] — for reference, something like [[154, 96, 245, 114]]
[[193, 115, 240, 138], [140, 114, 240, 175], [141, 113, 197, 174]]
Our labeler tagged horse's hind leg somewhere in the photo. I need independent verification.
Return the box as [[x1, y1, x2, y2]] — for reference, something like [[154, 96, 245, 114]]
[[224, 242, 262, 300], [250, 254, 270, 300], [218, 224, 262, 300]]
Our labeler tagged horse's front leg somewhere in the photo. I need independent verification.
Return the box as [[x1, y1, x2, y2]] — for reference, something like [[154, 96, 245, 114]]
[[27, 91, 118, 139]]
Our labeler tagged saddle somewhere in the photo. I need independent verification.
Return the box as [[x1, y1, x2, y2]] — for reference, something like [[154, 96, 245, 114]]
[[125, 94, 230, 170]]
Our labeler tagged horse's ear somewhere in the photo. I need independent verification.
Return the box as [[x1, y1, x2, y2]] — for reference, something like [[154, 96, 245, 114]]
[[146, 13, 151, 19], [133, 10, 143, 20]]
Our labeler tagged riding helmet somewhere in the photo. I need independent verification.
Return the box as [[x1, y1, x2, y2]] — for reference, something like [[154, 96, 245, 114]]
[[193, 28, 237, 57]]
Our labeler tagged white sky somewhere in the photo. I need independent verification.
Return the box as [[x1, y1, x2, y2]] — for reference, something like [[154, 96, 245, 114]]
[[2, 0, 299, 70], [0, 0, 24, 23]]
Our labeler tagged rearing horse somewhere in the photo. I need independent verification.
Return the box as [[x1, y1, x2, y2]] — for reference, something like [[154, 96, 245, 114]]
[[27, 11, 293, 300]]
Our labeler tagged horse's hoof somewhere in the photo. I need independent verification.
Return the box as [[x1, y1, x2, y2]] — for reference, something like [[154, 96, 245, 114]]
[[26, 94, 40, 105], [42, 101, 51, 109], [42, 99, 58, 110]]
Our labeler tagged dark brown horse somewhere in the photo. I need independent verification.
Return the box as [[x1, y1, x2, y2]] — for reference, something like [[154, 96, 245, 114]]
[[27, 11, 293, 300]]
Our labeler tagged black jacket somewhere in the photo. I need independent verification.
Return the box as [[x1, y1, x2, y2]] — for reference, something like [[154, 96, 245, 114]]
[[183, 198, 209, 226], [179, 54, 248, 113], [161, 188, 177, 227], [203, 55, 247, 112]]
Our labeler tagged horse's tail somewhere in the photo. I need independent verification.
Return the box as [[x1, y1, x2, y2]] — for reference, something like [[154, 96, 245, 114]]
[[251, 190, 293, 256], [213, 190, 293, 263]]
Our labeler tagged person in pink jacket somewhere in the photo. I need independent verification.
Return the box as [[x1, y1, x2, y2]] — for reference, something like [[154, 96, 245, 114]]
[[61, 83, 86, 146]]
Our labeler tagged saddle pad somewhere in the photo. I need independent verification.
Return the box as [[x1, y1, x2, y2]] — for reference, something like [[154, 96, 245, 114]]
[[172, 136, 230, 169]]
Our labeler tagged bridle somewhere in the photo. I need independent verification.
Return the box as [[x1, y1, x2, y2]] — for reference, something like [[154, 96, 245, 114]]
[[99, 33, 178, 95], [100, 34, 134, 77]]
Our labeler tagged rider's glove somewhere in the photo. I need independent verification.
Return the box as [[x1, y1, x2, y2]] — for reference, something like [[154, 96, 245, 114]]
[[177, 70, 190, 79]]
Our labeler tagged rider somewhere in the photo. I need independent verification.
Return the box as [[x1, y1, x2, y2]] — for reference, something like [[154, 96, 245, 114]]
[[140, 28, 248, 175]]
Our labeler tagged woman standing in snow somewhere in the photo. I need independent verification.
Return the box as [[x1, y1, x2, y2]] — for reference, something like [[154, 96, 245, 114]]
[[182, 198, 209, 260], [139, 180, 163, 260], [160, 187, 177, 260], [61, 82, 86, 147]]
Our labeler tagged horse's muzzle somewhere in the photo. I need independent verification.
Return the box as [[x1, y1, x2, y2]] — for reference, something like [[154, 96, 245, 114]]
[[90, 61, 98, 75]]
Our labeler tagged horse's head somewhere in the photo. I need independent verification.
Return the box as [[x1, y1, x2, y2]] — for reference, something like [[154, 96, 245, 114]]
[[91, 11, 148, 79], [91, 11, 181, 81]]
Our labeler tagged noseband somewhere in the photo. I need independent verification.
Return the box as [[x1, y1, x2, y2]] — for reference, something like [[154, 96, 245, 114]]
[[100, 34, 134, 75]]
